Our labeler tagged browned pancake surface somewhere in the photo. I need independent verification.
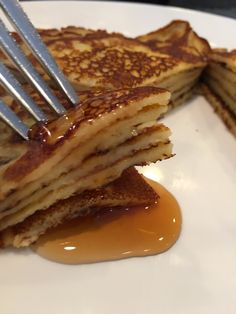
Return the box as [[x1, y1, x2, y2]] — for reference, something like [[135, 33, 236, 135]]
[[2, 86, 168, 183], [137, 20, 211, 63]]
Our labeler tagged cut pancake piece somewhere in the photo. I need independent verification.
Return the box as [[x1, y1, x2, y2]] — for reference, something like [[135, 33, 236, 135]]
[[0, 168, 158, 248], [0, 126, 171, 230], [0, 86, 172, 231], [203, 49, 236, 136]]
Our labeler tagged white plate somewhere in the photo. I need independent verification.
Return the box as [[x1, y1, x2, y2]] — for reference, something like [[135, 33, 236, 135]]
[[1, 2, 236, 314]]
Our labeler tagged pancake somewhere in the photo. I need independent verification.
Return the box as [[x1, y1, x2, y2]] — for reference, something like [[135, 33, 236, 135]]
[[203, 49, 236, 136], [0, 167, 158, 248], [0, 86, 172, 232], [1, 20, 210, 110]]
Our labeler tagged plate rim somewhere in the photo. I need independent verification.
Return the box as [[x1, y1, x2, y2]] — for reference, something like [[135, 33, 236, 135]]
[[21, 0, 236, 23]]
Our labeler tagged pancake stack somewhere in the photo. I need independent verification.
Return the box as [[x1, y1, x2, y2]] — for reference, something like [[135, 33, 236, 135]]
[[44, 21, 209, 109], [1, 20, 210, 111], [203, 49, 236, 137], [0, 86, 172, 247]]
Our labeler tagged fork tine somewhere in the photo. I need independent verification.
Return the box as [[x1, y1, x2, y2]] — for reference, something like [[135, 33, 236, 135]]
[[0, 99, 28, 140], [0, 0, 79, 106], [0, 19, 66, 115], [0, 63, 47, 122]]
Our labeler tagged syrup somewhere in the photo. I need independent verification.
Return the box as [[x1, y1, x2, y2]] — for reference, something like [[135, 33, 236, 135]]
[[33, 178, 181, 264]]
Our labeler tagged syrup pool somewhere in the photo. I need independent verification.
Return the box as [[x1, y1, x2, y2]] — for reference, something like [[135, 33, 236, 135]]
[[33, 178, 181, 264]]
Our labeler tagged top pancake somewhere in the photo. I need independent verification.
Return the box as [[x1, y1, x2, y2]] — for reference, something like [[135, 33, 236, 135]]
[[1, 20, 210, 92]]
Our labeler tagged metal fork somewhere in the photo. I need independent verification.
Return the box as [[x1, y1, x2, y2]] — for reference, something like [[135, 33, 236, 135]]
[[0, 0, 79, 140]]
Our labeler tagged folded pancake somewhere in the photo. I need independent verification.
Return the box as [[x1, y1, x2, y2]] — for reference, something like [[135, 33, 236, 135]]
[[1, 20, 210, 111], [0, 86, 172, 232], [0, 167, 158, 248], [137, 20, 211, 109], [203, 49, 236, 136]]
